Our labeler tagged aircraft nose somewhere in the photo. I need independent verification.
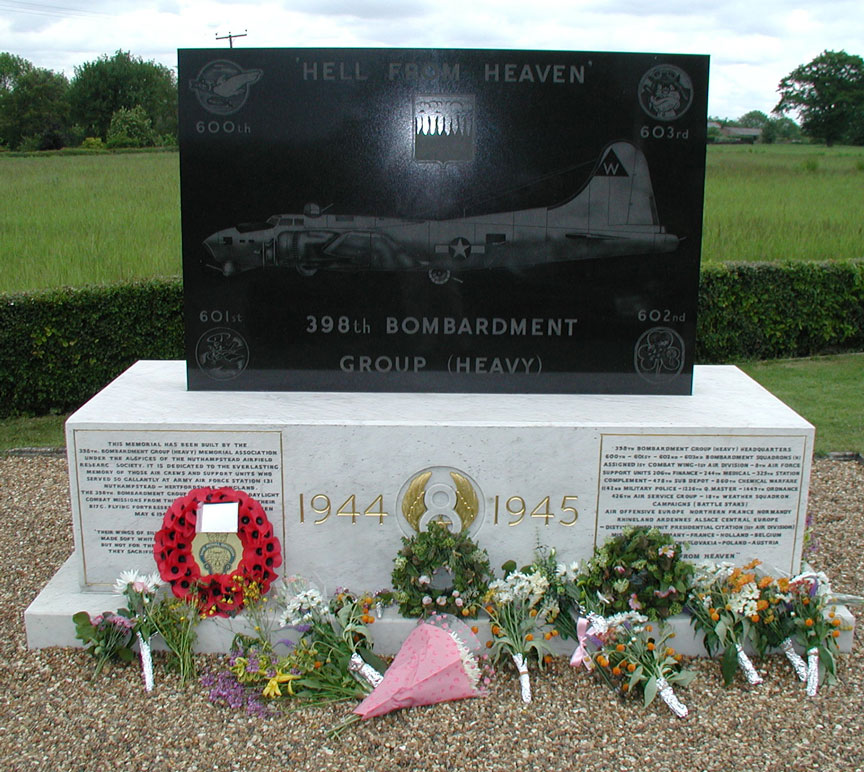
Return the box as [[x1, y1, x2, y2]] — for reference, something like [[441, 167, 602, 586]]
[[203, 230, 232, 260]]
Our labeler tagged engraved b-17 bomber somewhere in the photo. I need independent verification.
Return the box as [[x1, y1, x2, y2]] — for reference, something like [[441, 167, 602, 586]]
[[203, 141, 679, 284]]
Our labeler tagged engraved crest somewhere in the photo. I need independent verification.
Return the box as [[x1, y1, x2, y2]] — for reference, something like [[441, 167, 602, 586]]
[[397, 466, 483, 536], [414, 94, 476, 163]]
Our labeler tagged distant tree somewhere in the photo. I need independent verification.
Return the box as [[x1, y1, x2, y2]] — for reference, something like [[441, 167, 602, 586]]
[[737, 110, 769, 129], [106, 105, 157, 148], [0, 65, 69, 149], [69, 50, 177, 141], [774, 50, 864, 146], [0, 52, 33, 93], [762, 116, 801, 144]]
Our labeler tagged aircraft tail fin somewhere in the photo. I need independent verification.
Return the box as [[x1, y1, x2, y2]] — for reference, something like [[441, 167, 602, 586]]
[[548, 141, 661, 233]]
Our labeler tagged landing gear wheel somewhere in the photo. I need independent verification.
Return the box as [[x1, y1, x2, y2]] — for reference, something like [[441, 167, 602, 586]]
[[428, 268, 451, 285]]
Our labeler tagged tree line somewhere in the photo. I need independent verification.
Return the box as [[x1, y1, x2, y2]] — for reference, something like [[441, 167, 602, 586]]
[[1, 48, 862, 151], [0, 50, 176, 151]]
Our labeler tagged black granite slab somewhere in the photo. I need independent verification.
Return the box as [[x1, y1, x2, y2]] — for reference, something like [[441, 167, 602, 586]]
[[179, 48, 708, 394]]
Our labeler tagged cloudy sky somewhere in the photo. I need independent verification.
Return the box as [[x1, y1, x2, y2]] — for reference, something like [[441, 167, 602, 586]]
[[3, 0, 863, 119]]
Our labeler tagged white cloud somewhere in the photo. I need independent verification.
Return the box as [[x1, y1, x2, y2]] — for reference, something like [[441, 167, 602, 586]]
[[1, 0, 862, 117]]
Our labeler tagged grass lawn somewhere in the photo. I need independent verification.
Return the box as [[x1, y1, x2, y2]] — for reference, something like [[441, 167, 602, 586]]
[[2, 353, 861, 454], [738, 352, 864, 455]]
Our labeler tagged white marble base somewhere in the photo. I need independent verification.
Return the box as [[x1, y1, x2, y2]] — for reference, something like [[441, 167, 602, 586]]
[[26, 556, 855, 657], [26, 359, 831, 654]]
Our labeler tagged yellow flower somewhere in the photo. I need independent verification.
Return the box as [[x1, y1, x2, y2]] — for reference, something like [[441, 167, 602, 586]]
[[262, 673, 300, 698]]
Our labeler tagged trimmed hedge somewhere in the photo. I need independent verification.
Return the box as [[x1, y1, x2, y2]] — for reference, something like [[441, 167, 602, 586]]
[[696, 260, 864, 362], [1, 261, 862, 418], [0, 279, 183, 418]]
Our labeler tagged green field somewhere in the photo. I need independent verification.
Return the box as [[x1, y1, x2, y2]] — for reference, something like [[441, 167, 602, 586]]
[[0, 152, 180, 292], [702, 144, 864, 263], [1, 144, 863, 293]]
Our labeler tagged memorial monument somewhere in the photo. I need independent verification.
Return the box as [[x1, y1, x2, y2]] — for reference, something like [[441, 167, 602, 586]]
[[25, 48, 853, 655]]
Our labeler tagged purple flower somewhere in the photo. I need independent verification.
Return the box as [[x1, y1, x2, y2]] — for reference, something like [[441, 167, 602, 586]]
[[206, 671, 248, 710]]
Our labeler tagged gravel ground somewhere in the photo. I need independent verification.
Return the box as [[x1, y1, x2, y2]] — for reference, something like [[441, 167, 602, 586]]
[[3, 455, 864, 772]]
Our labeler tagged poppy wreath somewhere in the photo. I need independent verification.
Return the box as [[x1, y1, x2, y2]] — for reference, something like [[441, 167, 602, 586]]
[[154, 487, 282, 617]]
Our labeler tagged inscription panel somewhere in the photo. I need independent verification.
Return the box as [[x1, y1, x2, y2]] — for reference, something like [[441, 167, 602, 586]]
[[73, 430, 283, 587], [596, 434, 808, 572]]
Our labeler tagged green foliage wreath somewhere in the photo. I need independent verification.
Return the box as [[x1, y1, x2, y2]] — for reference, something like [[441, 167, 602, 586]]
[[577, 526, 694, 620], [391, 521, 493, 618]]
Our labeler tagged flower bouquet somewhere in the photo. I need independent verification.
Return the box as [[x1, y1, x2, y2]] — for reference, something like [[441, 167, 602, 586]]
[[484, 569, 557, 703], [353, 614, 491, 718], [745, 570, 808, 683], [501, 546, 584, 642], [113, 569, 162, 691], [147, 595, 200, 684], [785, 571, 845, 695], [228, 578, 386, 705], [687, 561, 764, 686], [72, 611, 135, 677], [577, 614, 695, 718]]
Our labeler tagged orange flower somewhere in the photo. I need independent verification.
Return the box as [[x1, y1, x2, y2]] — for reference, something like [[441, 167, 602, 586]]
[[750, 614, 760, 623], [596, 654, 609, 668], [832, 629, 841, 638], [758, 576, 773, 589], [471, 625, 479, 634], [491, 625, 501, 636], [485, 640, 493, 648], [616, 644, 626, 652], [711, 612, 720, 622], [544, 632, 553, 640], [485, 605, 495, 614], [802, 597, 810, 606], [525, 633, 534, 642], [646, 642, 655, 651], [627, 662, 636, 673], [645, 625, 653, 632], [621, 683, 629, 692], [756, 599, 769, 611], [777, 577, 790, 592], [832, 618, 842, 627], [462, 608, 471, 617], [805, 618, 814, 627], [543, 655, 553, 665], [612, 666, 622, 676], [743, 559, 762, 570], [529, 608, 538, 617], [666, 647, 676, 657], [551, 630, 559, 637], [313, 661, 323, 669]]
